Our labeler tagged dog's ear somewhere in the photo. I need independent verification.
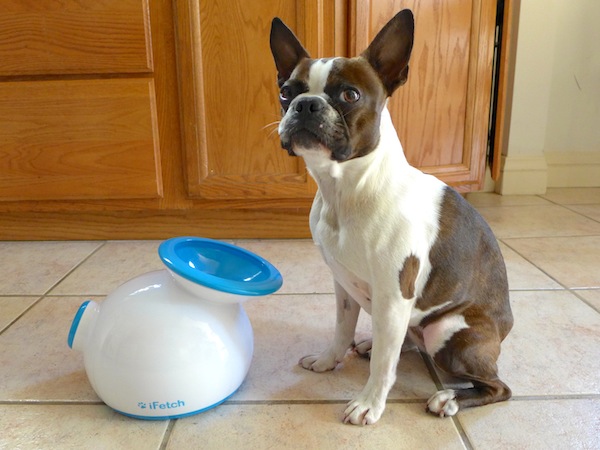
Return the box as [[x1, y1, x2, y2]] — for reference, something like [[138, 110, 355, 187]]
[[270, 18, 310, 87], [361, 9, 414, 96]]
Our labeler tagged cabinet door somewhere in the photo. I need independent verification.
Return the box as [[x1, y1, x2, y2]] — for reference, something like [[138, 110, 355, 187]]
[[352, 0, 496, 190], [175, 0, 344, 201]]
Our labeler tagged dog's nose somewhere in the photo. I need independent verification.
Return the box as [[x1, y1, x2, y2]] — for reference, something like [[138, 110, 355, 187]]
[[295, 97, 324, 114]]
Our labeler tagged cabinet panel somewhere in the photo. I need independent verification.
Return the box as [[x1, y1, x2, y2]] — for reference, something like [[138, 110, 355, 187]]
[[176, 0, 341, 200], [0, 0, 152, 76], [0, 79, 162, 201], [352, 0, 496, 189]]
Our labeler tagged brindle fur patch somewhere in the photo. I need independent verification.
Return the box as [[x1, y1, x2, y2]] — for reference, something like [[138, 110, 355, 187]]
[[399, 254, 420, 299]]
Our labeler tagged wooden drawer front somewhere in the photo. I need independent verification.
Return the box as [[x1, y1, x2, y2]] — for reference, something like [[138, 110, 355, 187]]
[[0, 79, 162, 201], [0, 0, 152, 76]]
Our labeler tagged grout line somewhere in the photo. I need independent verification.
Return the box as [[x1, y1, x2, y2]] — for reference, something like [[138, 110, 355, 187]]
[[418, 351, 475, 450], [500, 239, 600, 312], [0, 242, 107, 336], [510, 394, 600, 401], [44, 293, 113, 298], [32, 286, 597, 297], [499, 232, 600, 241], [536, 193, 600, 209], [419, 350, 445, 391], [560, 204, 600, 224], [43, 241, 108, 296], [270, 292, 334, 297], [501, 238, 581, 289], [224, 399, 427, 406], [2, 393, 598, 408], [40, 286, 594, 298], [0, 296, 44, 336], [0, 400, 104, 406], [158, 420, 176, 450], [506, 287, 569, 292], [452, 417, 475, 450], [569, 290, 600, 314]]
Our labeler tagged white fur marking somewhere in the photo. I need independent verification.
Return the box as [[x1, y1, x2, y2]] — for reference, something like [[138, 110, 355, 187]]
[[308, 59, 336, 94], [427, 389, 459, 417], [330, 161, 342, 178], [423, 315, 469, 356], [410, 301, 452, 327]]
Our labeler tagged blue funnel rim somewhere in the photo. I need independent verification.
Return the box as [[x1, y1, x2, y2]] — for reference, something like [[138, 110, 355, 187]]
[[158, 237, 283, 296]]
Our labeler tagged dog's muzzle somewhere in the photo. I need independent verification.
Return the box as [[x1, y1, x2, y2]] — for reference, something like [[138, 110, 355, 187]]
[[280, 96, 351, 160]]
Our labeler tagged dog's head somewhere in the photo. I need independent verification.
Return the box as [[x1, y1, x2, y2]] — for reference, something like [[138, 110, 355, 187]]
[[270, 10, 414, 162]]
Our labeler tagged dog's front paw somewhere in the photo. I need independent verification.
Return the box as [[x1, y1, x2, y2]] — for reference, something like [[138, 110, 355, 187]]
[[426, 389, 459, 417], [343, 395, 385, 426], [353, 339, 372, 359], [299, 353, 338, 372]]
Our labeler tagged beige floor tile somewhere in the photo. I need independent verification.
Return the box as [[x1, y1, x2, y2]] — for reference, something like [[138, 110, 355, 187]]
[[576, 289, 600, 312], [477, 205, 600, 238], [541, 187, 600, 205], [458, 399, 600, 450], [51, 241, 164, 295], [504, 236, 600, 288], [0, 296, 40, 331], [0, 404, 167, 449], [466, 192, 550, 207], [241, 294, 437, 402], [567, 203, 600, 222], [498, 290, 600, 396], [0, 296, 100, 401], [0, 241, 101, 295], [499, 242, 562, 290], [236, 239, 334, 294], [167, 403, 467, 450]]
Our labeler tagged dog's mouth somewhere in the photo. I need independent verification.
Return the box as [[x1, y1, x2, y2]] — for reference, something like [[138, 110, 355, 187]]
[[285, 128, 325, 151], [281, 121, 351, 161]]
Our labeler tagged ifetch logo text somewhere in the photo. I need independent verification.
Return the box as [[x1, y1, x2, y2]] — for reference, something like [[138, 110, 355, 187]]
[[138, 400, 185, 410]]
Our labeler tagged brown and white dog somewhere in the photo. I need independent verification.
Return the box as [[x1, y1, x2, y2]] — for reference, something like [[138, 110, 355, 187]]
[[269, 10, 513, 425]]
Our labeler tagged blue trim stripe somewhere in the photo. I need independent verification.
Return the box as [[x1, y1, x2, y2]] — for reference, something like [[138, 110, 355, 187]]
[[67, 300, 91, 349], [112, 391, 235, 421]]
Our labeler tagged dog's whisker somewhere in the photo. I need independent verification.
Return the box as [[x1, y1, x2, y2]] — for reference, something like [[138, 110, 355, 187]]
[[261, 121, 281, 131]]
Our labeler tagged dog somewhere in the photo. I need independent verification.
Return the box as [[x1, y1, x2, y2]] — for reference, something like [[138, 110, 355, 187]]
[[269, 9, 513, 425]]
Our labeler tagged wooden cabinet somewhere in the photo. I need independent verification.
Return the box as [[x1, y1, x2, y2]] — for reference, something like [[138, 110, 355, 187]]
[[0, 0, 497, 240]]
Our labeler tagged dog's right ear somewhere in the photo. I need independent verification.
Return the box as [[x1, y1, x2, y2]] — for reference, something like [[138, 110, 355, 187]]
[[270, 18, 310, 87], [361, 9, 414, 96]]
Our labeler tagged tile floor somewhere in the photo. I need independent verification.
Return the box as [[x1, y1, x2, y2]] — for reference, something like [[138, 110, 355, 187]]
[[1, 188, 599, 449]]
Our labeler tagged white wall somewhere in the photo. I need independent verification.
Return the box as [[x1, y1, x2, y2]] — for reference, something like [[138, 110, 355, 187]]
[[498, 0, 600, 193], [545, 1, 600, 153]]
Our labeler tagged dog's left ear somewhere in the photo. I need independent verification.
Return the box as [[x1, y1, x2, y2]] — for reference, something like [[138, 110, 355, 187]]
[[270, 18, 310, 87], [361, 9, 414, 96]]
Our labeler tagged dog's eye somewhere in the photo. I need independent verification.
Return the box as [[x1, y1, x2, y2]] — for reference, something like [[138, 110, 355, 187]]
[[279, 86, 293, 103], [341, 88, 360, 103]]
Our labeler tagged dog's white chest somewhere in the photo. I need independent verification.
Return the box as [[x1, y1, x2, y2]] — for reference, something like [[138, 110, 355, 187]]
[[320, 246, 373, 313]]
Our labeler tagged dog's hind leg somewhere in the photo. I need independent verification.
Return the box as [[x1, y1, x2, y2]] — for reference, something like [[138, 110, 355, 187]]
[[424, 321, 512, 417]]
